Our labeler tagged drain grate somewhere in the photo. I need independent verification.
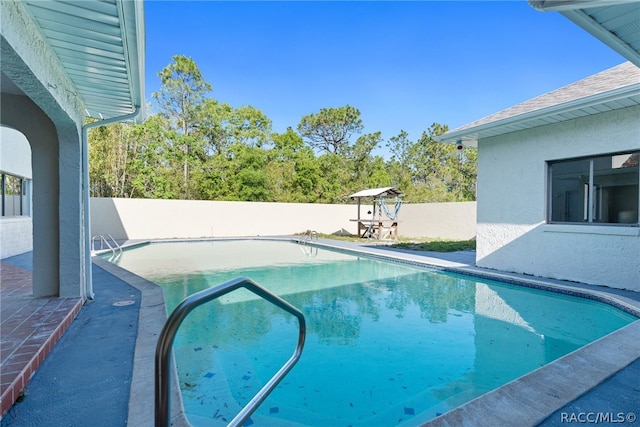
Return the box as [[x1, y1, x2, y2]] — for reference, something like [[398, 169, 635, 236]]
[[113, 300, 135, 307]]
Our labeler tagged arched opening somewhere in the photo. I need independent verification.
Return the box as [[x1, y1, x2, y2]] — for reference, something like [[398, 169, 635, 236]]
[[0, 93, 65, 298]]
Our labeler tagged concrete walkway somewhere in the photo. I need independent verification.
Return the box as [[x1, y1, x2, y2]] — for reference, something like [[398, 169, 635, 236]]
[[539, 357, 640, 426], [1, 238, 639, 426]]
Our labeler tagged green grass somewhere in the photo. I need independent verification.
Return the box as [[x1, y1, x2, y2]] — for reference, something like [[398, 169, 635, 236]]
[[389, 239, 476, 252], [300, 232, 476, 252]]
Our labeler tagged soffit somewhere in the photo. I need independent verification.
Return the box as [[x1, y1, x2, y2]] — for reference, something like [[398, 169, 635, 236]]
[[22, 0, 145, 120], [531, 0, 640, 67]]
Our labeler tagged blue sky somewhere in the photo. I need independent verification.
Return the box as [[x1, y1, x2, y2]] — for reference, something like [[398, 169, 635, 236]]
[[145, 1, 626, 151]]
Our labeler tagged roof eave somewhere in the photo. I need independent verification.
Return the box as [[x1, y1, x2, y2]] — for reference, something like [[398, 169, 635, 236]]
[[435, 83, 640, 145], [528, 0, 640, 68], [117, 0, 146, 121], [529, 0, 634, 12], [560, 9, 640, 68]]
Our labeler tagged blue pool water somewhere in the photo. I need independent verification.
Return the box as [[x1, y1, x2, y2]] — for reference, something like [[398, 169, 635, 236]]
[[112, 240, 636, 426]]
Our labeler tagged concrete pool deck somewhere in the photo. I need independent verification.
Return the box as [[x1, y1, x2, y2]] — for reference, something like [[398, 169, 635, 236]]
[[1, 237, 639, 426]]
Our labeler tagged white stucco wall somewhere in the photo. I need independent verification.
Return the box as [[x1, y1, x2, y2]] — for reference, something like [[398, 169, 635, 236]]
[[90, 198, 476, 241], [91, 198, 354, 239], [476, 105, 640, 291], [0, 218, 32, 258], [0, 126, 33, 258], [401, 202, 476, 240], [1, 127, 32, 178]]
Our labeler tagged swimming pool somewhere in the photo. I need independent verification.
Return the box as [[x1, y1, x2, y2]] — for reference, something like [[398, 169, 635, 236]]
[[111, 240, 637, 426]]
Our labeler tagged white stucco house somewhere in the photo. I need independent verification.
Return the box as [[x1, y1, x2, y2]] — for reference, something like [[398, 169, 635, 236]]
[[1, 1, 145, 299], [437, 1, 640, 291]]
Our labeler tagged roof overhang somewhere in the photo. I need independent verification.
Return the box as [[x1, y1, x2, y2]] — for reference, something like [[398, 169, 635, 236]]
[[2, 0, 145, 121], [437, 0, 640, 147], [436, 82, 640, 145], [529, 0, 640, 67]]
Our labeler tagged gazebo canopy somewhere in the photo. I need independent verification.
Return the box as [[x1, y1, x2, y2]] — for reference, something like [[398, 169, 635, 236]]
[[349, 187, 403, 239], [349, 187, 404, 199]]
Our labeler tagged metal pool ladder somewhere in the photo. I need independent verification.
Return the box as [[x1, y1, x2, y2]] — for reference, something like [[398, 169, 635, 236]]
[[155, 277, 306, 427], [300, 229, 318, 244], [91, 233, 122, 261]]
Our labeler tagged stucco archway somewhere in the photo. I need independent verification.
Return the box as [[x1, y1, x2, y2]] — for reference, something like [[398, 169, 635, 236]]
[[0, 93, 87, 298]]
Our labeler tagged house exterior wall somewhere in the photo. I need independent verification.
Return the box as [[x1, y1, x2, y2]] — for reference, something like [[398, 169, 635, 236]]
[[0, 127, 33, 258], [476, 105, 640, 291], [0, 218, 32, 259], [1, 127, 32, 178], [90, 198, 476, 241]]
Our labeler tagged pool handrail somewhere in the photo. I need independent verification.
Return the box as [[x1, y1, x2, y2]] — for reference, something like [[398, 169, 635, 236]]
[[155, 277, 307, 427], [299, 229, 318, 245], [91, 233, 122, 261]]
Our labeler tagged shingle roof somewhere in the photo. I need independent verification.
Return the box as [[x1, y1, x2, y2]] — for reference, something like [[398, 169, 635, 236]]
[[437, 62, 640, 145]]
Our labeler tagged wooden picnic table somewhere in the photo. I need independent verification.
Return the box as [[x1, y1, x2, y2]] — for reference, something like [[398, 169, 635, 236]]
[[350, 219, 398, 240]]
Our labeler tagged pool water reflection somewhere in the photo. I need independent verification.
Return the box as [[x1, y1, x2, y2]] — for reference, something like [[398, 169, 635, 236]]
[[111, 240, 636, 426]]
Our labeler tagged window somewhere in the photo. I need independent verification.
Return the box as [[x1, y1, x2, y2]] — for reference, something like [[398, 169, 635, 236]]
[[1, 172, 31, 217], [548, 152, 639, 225]]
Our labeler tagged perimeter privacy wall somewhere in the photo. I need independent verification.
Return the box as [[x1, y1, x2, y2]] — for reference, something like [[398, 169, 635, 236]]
[[90, 198, 476, 241], [476, 106, 640, 291]]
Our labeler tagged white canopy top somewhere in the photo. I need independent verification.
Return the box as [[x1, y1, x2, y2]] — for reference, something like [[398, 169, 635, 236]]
[[349, 187, 404, 199]]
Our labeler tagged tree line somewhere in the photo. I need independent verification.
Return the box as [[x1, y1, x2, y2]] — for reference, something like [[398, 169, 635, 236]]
[[89, 55, 476, 204]]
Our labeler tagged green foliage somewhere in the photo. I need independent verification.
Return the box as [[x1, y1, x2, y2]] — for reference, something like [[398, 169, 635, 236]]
[[196, 98, 234, 155], [297, 105, 364, 154], [227, 143, 269, 201], [153, 55, 211, 136], [152, 55, 213, 198], [89, 55, 477, 205], [307, 233, 476, 253], [230, 105, 273, 148], [266, 128, 321, 202]]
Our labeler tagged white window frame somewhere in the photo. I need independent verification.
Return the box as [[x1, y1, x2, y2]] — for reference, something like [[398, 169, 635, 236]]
[[547, 152, 639, 226], [1, 172, 31, 218]]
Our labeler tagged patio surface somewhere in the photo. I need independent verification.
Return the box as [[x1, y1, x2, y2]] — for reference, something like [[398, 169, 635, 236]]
[[1, 237, 639, 426], [1, 253, 139, 426], [0, 259, 82, 419]]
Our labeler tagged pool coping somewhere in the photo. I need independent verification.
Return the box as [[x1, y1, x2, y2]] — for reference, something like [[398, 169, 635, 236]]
[[94, 237, 640, 426], [92, 256, 189, 427]]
